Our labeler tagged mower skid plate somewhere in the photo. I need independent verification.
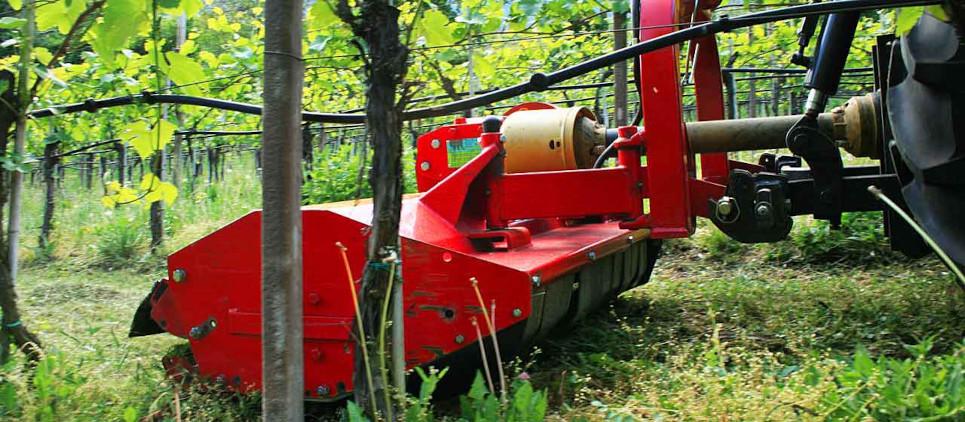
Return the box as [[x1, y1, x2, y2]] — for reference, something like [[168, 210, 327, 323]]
[[136, 194, 657, 399]]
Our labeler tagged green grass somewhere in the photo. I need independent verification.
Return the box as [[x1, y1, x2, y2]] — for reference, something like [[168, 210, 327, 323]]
[[2, 154, 962, 420]]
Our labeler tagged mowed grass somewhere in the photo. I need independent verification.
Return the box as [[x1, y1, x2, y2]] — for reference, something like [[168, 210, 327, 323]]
[[2, 154, 962, 420]]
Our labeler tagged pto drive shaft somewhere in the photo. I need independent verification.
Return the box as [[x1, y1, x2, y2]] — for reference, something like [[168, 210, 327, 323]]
[[686, 93, 880, 158]]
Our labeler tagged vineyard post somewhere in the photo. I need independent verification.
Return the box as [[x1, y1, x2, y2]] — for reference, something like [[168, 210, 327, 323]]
[[40, 141, 59, 251], [85, 153, 93, 189], [724, 70, 737, 119], [302, 123, 314, 173], [116, 142, 126, 186], [99, 155, 107, 190], [7, 0, 33, 290], [149, 147, 164, 251], [171, 13, 187, 189], [317, 123, 327, 155], [261, 0, 305, 419], [0, 0, 42, 365], [770, 75, 780, 116]]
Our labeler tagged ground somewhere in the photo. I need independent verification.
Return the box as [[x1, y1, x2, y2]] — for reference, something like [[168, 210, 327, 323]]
[[2, 156, 962, 420]]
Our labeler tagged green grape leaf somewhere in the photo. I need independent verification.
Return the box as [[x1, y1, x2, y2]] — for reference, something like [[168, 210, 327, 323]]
[[0, 17, 25, 29], [180, 0, 203, 16], [36, 0, 86, 35], [102, 181, 139, 207], [141, 173, 179, 205], [122, 119, 175, 159], [417, 9, 454, 47], [164, 51, 205, 95], [516, 0, 541, 17], [612, 0, 630, 14], [926, 5, 949, 21], [90, 0, 149, 67], [309, 0, 339, 31], [472, 53, 494, 78], [34, 47, 52, 64], [896, 7, 923, 36]]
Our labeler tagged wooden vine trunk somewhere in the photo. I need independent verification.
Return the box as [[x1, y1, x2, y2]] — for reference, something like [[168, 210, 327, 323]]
[[40, 141, 60, 251], [149, 152, 164, 251], [336, 0, 409, 417]]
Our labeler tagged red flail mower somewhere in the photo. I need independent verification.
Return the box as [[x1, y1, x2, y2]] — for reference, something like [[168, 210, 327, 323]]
[[129, 0, 965, 401]]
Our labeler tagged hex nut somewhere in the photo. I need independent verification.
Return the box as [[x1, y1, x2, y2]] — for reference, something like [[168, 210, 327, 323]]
[[172, 268, 187, 283]]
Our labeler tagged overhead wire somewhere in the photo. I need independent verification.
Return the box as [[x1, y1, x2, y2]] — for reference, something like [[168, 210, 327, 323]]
[[28, 0, 935, 126]]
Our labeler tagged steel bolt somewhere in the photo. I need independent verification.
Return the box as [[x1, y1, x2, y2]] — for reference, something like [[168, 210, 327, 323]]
[[756, 203, 771, 217], [531, 274, 541, 287], [316, 385, 330, 397], [717, 197, 734, 216], [455, 334, 465, 344], [587, 251, 597, 261], [420, 161, 431, 171], [430, 139, 441, 149], [627, 235, 634, 244], [189, 319, 217, 340], [172, 268, 187, 283], [512, 308, 522, 318]]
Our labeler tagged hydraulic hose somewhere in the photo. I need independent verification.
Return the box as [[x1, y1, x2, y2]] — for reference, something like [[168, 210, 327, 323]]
[[29, 0, 939, 124]]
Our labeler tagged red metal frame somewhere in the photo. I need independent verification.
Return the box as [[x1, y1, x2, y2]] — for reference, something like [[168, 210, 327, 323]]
[[142, 0, 774, 399]]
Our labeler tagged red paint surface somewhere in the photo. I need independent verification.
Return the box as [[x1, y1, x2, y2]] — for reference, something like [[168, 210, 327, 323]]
[[146, 0, 775, 398]]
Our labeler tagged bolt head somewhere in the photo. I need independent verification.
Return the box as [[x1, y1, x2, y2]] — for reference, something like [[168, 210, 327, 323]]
[[420, 161, 430, 171], [172, 268, 187, 283], [755, 204, 770, 216], [316, 385, 330, 396], [430, 139, 441, 149], [189, 326, 202, 339], [531, 275, 541, 286], [717, 198, 734, 216], [512, 308, 522, 318], [587, 251, 597, 261], [455, 335, 465, 344]]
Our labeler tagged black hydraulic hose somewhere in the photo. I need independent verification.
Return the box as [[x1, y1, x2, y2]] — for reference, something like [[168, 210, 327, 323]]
[[29, 0, 938, 124], [30, 93, 366, 124]]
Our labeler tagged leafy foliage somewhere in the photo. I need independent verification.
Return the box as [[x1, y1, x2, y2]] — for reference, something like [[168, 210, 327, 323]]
[[93, 213, 147, 265], [346, 368, 548, 422], [821, 340, 963, 420], [303, 143, 373, 204]]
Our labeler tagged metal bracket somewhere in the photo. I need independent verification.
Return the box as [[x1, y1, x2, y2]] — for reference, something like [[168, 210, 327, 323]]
[[709, 169, 793, 243], [786, 116, 844, 228]]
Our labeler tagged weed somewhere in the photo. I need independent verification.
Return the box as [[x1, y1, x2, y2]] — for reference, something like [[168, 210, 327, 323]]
[[303, 142, 418, 205], [766, 212, 900, 265], [819, 339, 964, 420], [94, 215, 147, 267]]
